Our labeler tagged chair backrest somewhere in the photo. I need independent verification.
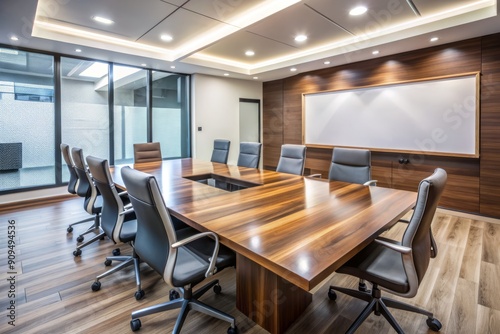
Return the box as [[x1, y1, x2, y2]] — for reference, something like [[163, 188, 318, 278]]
[[60, 143, 78, 194], [86, 156, 126, 242], [210, 139, 230, 164], [71, 147, 99, 214], [120, 166, 178, 287], [133, 142, 162, 163], [237, 142, 262, 168], [402, 168, 447, 293], [328, 147, 371, 184], [276, 144, 306, 175]]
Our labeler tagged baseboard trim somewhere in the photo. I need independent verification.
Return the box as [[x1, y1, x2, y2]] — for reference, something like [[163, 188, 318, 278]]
[[0, 194, 76, 211]]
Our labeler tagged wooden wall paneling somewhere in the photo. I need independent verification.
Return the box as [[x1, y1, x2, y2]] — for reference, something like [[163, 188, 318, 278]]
[[371, 152, 394, 188], [262, 36, 493, 215], [263, 80, 284, 169], [303, 146, 332, 177], [390, 154, 480, 213], [283, 77, 306, 145], [480, 34, 500, 217]]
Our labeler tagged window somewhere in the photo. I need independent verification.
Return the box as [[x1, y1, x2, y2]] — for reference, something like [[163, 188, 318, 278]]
[[0, 50, 55, 192], [152, 72, 190, 159], [113, 65, 148, 164], [0, 47, 191, 195], [61, 57, 110, 182], [14, 83, 54, 102]]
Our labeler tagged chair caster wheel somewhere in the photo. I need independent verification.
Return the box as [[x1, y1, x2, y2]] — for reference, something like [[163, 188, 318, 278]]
[[100, 235, 105, 240], [130, 319, 141, 331], [76, 236, 84, 243], [67, 226, 73, 233], [169, 289, 180, 301], [91, 281, 101, 291], [104, 259, 112, 266], [112, 248, 121, 256], [427, 318, 442, 331], [227, 325, 237, 334], [358, 282, 370, 293], [328, 289, 337, 301], [73, 249, 82, 257], [135, 290, 145, 301], [213, 284, 222, 294]]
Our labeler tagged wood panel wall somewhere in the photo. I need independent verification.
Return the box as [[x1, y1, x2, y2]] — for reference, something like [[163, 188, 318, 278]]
[[262, 35, 500, 217]]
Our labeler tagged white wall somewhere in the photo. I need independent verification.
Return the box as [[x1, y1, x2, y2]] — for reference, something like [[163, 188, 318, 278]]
[[192, 74, 262, 165]]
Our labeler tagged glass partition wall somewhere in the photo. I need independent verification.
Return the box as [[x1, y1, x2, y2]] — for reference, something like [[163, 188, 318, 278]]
[[0, 49, 55, 191], [0, 46, 190, 194], [61, 58, 110, 182]]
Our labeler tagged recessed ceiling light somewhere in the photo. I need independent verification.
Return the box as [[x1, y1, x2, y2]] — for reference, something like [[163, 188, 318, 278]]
[[170, 65, 176, 69], [245, 50, 255, 56], [294, 35, 307, 42], [290, 67, 297, 72], [349, 6, 367, 16], [324, 61, 331, 65], [141, 63, 147, 67], [224, 73, 229, 76], [161, 34, 173, 42], [430, 37, 439, 42], [10, 36, 19, 41], [253, 77, 259, 80], [372, 50, 380, 55], [92, 16, 114, 25], [75, 48, 82, 53]]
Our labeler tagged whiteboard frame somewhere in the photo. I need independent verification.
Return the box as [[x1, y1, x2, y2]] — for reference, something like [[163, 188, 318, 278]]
[[302, 72, 480, 158]]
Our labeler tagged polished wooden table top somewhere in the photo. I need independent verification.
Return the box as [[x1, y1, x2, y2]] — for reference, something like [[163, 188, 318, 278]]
[[111, 158, 417, 292]]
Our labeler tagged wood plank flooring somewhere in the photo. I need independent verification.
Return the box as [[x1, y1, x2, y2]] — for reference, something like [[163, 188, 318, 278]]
[[1, 197, 499, 333]]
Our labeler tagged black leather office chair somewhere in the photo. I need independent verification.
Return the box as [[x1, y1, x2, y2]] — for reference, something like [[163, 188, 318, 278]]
[[325, 147, 377, 292], [61, 143, 95, 233], [276, 144, 306, 175], [237, 142, 262, 168], [328, 168, 447, 334], [133, 142, 162, 163], [120, 166, 237, 334], [211, 139, 231, 164], [71, 147, 104, 256], [86, 156, 144, 300], [329, 147, 376, 185]]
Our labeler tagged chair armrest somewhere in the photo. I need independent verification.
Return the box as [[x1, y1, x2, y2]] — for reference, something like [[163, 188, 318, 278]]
[[172, 231, 220, 278], [374, 237, 412, 254], [308, 173, 322, 178], [397, 219, 410, 224], [363, 180, 377, 186], [119, 208, 135, 216]]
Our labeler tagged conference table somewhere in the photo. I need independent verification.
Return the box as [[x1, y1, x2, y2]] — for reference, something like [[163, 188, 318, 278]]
[[111, 158, 417, 334]]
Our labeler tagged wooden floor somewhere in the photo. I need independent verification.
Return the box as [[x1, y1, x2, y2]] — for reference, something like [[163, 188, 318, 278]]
[[1, 197, 500, 334]]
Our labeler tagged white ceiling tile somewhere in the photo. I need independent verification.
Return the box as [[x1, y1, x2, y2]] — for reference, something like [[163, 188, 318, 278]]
[[37, 0, 178, 40], [247, 3, 353, 50]]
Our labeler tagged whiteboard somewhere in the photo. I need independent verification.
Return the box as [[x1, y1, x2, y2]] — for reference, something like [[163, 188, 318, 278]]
[[303, 73, 479, 157]]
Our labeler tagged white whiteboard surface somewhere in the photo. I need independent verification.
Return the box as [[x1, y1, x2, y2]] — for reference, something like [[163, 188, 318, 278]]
[[304, 74, 478, 157]]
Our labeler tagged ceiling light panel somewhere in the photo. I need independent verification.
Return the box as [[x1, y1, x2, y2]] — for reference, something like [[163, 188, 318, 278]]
[[92, 16, 114, 24], [411, 0, 488, 16], [197, 30, 298, 65], [304, 0, 419, 35], [247, 3, 352, 50], [36, 0, 177, 40], [183, 0, 301, 27], [139, 8, 235, 52], [349, 6, 368, 16]]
